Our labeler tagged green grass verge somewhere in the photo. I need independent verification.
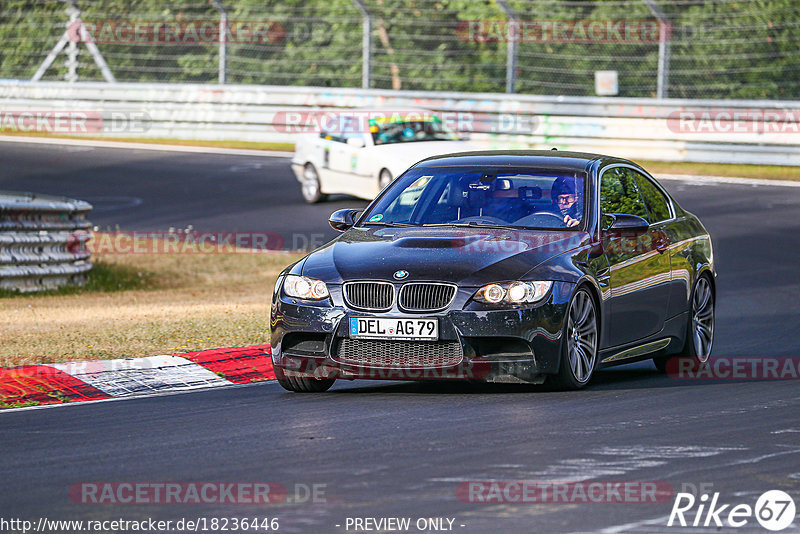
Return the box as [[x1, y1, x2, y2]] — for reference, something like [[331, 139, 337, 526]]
[[640, 160, 800, 181], [0, 261, 157, 298], [0, 244, 303, 366], [0, 129, 294, 152]]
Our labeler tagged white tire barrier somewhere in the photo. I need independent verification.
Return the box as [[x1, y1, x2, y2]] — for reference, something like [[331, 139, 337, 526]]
[[0, 191, 92, 292]]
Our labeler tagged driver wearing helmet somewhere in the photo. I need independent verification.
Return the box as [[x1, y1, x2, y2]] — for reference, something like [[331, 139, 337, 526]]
[[551, 176, 582, 228]]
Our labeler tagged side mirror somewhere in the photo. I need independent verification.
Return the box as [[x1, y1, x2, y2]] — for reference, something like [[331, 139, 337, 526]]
[[329, 208, 361, 232], [605, 213, 650, 231], [346, 137, 365, 148]]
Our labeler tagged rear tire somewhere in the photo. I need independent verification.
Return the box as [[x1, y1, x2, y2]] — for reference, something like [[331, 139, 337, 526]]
[[654, 274, 714, 373], [548, 287, 599, 390], [301, 163, 327, 204], [379, 169, 393, 190], [277, 375, 335, 393]]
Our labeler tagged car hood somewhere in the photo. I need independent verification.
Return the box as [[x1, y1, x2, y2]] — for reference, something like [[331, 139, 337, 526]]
[[301, 226, 590, 286]]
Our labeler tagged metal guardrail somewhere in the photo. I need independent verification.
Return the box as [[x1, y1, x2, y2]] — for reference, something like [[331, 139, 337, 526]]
[[0, 81, 799, 165], [0, 191, 93, 292]]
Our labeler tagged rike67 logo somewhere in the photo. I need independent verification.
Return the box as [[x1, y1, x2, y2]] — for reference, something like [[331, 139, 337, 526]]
[[668, 490, 796, 531]]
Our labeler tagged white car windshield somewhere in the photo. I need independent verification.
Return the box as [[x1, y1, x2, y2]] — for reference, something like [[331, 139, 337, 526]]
[[371, 117, 459, 145]]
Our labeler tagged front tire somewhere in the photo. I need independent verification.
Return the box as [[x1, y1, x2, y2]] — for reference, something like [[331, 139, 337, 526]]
[[277, 375, 335, 393], [654, 274, 714, 372], [548, 287, 599, 390], [301, 163, 327, 204]]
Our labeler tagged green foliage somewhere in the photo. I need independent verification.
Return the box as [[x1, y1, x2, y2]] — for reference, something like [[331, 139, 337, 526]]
[[600, 168, 648, 219], [634, 173, 671, 222], [0, 0, 796, 99]]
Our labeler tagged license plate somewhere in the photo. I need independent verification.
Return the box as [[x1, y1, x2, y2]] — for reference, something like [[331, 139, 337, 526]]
[[349, 317, 438, 340]]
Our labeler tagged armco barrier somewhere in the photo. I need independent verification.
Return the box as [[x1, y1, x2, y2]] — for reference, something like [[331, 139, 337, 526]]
[[0, 81, 799, 165], [0, 191, 93, 292]]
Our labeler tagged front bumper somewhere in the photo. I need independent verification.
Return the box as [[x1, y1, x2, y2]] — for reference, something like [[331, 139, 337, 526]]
[[271, 282, 572, 384]]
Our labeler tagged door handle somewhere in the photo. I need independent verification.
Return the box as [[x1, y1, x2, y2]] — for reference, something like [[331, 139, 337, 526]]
[[654, 234, 670, 253], [596, 267, 611, 287]]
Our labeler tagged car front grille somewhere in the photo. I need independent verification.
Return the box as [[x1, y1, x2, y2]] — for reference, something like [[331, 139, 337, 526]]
[[343, 281, 394, 311], [398, 283, 457, 312], [334, 338, 463, 368]]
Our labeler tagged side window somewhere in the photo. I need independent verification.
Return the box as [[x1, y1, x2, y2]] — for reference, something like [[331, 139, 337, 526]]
[[319, 131, 343, 143], [600, 167, 648, 227], [341, 131, 365, 145], [340, 117, 365, 145], [381, 175, 437, 223], [632, 171, 672, 223]]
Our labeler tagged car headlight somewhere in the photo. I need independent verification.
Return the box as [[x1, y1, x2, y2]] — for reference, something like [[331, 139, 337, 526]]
[[474, 281, 552, 305], [283, 274, 330, 300]]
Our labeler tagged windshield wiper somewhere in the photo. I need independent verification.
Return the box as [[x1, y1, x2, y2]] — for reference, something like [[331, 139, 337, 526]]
[[361, 221, 418, 227], [420, 222, 516, 229]]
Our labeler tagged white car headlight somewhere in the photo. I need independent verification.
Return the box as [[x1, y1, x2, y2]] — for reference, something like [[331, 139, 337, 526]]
[[474, 281, 552, 305], [283, 274, 330, 300]]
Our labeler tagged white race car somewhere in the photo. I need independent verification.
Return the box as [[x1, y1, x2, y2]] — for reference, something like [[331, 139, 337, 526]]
[[291, 112, 472, 203]]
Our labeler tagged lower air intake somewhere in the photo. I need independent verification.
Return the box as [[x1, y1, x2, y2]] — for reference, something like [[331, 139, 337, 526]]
[[334, 338, 463, 368]]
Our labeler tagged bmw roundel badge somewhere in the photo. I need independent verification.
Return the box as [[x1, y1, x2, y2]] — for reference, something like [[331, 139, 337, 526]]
[[393, 270, 409, 280]]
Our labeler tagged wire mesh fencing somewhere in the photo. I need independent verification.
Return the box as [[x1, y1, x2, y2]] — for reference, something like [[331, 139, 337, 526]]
[[0, 0, 797, 100]]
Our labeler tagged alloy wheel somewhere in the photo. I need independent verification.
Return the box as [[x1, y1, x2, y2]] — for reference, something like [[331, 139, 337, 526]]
[[567, 290, 598, 383], [691, 276, 714, 362]]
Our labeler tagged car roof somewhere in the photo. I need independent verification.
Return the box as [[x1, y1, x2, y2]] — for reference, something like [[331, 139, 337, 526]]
[[412, 150, 622, 172]]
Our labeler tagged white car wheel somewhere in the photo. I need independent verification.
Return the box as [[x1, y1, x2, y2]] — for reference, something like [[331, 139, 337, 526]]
[[301, 164, 327, 204]]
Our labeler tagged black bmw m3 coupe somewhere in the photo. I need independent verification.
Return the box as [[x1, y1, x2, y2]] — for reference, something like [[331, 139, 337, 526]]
[[271, 151, 716, 392]]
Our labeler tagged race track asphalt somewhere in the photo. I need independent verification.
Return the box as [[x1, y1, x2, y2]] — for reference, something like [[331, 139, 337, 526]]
[[0, 141, 367, 244], [1, 141, 800, 533]]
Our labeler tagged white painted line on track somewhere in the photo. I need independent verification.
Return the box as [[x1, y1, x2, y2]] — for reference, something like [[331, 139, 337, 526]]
[[0, 379, 278, 414], [0, 135, 293, 158], [657, 173, 800, 188]]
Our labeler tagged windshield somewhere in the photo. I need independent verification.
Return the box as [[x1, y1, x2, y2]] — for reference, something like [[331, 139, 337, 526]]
[[370, 116, 459, 145], [361, 167, 587, 230]]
